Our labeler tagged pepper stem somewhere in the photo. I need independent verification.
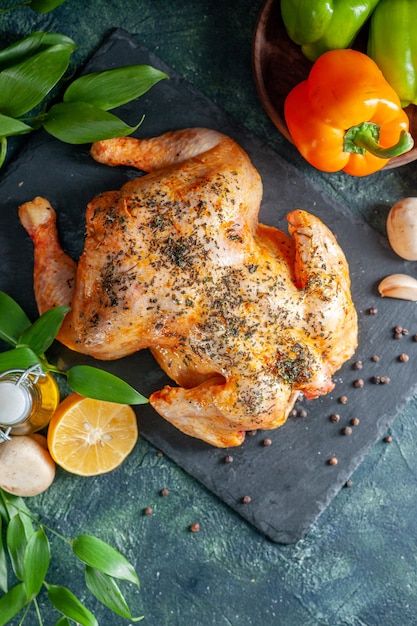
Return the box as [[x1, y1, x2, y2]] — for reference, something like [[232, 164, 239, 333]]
[[344, 122, 414, 159]]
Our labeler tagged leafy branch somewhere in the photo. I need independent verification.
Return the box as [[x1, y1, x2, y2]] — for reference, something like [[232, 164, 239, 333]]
[[0, 29, 168, 167], [0, 489, 143, 624], [0, 291, 148, 405]]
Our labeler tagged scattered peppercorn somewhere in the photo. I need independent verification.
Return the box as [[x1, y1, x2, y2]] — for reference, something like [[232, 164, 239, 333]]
[[190, 523, 200, 533], [262, 438, 272, 446], [342, 426, 352, 436], [350, 417, 360, 426], [328, 457, 338, 466], [330, 413, 341, 423], [371, 355, 380, 362], [384, 435, 393, 443], [352, 360, 363, 370], [371, 375, 381, 384], [339, 396, 348, 404], [156, 450, 164, 457], [298, 409, 308, 418], [344, 480, 353, 488], [393, 326, 408, 339], [380, 376, 390, 384], [353, 378, 364, 388], [413, 335, 417, 342], [144, 507, 153, 516], [290, 409, 298, 417], [368, 307, 378, 315], [160, 488, 169, 497], [247, 430, 257, 437], [398, 353, 409, 362], [224, 455, 234, 464], [241, 495, 252, 504]]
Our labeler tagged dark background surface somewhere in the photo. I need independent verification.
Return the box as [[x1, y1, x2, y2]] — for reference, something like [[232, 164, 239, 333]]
[[1, 1, 417, 624]]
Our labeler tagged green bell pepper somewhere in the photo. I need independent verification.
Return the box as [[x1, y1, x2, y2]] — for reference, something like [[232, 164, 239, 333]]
[[368, 0, 417, 107], [281, 0, 381, 62]]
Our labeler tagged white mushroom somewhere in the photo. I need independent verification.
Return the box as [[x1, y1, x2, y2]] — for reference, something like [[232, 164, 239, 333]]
[[387, 197, 417, 261], [0, 435, 55, 496]]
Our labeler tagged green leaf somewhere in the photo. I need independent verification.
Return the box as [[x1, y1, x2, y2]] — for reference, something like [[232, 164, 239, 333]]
[[64, 65, 168, 110], [30, 0, 68, 13], [18, 305, 70, 355], [0, 136, 6, 168], [6, 513, 28, 581], [0, 44, 74, 117], [0, 517, 8, 593], [23, 528, 50, 598], [55, 618, 72, 626], [72, 535, 140, 587], [43, 101, 143, 144], [0, 113, 32, 137], [0, 582, 28, 626], [85, 566, 144, 621], [67, 365, 148, 405], [0, 346, 42, 371], [0, 491, 34, 538], [0, 32, 75, 71], [0, 491, 7, 522], [47, 584, 98, 626], [0, 291, 31, 345]]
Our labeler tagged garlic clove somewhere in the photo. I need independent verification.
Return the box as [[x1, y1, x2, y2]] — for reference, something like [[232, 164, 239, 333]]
[[387, 197, 417, 261], [378, 273, 417, 301]]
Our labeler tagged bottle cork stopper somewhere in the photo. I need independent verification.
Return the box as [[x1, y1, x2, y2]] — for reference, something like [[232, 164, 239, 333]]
[[0, 381, 31, 425]]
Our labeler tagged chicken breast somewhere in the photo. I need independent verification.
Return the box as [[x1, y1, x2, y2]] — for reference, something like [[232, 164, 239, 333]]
[[19, 128, 357, 447]]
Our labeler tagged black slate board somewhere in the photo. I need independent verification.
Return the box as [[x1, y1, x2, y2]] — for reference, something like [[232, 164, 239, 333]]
[[1, 29, 416, 543]]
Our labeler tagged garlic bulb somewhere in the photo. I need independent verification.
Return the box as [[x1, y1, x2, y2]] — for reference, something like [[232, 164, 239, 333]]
[[378, 274, 417, 301], [386, 197, 417, 260]]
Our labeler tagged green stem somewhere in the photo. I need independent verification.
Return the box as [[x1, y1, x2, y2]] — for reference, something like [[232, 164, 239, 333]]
[[344, 122, 414, 158], [18, 600, 35, 626], [0, 1, 30, 14], [33, 598, 44, 626]]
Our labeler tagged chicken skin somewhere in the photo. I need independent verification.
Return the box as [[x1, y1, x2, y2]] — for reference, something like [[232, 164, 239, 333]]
[[19, 128, 357, 447]]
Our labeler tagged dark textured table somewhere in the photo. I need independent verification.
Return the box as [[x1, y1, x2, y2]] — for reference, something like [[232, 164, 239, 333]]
[[1, 1, 417, 624]]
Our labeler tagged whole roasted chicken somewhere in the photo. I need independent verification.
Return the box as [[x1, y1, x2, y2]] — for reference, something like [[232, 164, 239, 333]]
[[19, 128, 357, 447]]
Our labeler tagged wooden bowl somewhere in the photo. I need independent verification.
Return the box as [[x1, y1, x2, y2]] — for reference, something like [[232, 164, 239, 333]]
[[252, 0, 417, 169]]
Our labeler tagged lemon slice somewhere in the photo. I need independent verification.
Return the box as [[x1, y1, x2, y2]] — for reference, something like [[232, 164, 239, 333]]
[[47, 393, 138, 476]]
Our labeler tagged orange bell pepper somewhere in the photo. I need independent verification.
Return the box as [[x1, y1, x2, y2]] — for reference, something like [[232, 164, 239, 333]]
[[284, 48, 414, 176]]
